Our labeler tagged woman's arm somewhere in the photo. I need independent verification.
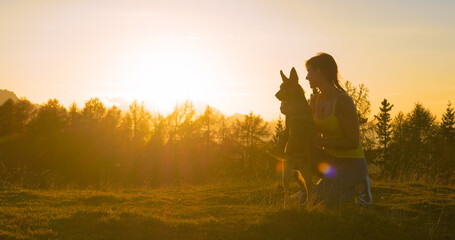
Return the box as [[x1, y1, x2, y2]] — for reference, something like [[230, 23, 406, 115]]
[[318, 94, 360, 149]]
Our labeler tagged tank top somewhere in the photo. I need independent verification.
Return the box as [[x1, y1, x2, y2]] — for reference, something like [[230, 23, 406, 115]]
[[313, 93, 365, 159]]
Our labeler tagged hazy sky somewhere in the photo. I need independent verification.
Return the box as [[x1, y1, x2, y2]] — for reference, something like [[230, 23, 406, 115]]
[[1, 0, 454, 120]]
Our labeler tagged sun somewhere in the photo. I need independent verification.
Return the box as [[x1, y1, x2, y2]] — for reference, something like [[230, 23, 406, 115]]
[[119, 45, 216, 112]]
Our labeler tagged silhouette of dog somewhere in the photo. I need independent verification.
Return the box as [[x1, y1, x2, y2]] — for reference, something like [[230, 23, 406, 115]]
[[275, 67, 316, 203]]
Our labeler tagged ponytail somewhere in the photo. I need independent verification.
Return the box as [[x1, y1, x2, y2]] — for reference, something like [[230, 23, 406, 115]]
[[334, 78, 346, 93]]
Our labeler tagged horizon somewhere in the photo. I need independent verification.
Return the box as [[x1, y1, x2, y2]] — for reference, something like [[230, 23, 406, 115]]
[[1, 0, 454, 121], [1, 88, 451, 124]]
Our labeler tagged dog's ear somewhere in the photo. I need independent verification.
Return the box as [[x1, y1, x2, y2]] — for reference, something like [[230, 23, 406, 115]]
[[289, 67, 299, 82], [280, 70, 288, 83]]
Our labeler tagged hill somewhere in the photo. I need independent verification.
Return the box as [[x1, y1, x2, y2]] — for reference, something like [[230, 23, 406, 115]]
[[1, 182, 453, 239], [0, 89, 19, 105]]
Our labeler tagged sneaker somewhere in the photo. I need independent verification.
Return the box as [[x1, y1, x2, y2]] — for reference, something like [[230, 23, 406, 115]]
[[355, 176, 372, 206]]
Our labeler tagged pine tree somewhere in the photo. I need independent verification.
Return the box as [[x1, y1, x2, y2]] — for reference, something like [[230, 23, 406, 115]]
[[374, 99, 393, 164], [440, 101, 455, 172], [387, 112, 407, 176], [405, 103, 437, 171], [441, 101, 455, 143], [272, 115, 285, 151]]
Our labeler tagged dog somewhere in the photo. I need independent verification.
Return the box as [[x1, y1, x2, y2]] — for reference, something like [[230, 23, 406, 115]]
[[275, 67, 316, 203]]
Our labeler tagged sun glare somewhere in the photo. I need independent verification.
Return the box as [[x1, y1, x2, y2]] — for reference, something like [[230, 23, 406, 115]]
[[119, 45, 215, 111]]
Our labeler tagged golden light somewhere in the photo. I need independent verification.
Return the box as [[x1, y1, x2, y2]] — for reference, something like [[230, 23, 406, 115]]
[[117, 44, 216, 111]]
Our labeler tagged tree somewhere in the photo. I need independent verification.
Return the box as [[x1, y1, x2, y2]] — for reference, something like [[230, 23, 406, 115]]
[[149, 112, 166, 145], [68, 102, 81, 129], [388, 103, 437, 178], [439, 101, 455, 172], [441, 101, 455, 143], [344, 81, 371, 126], [197, 105, 220, 146], [233, 112, 270, 151], [119, 112, 133, 142], [232, 112, 270, 174], [271, 114, 285, 155], [408, 103, 436, 146], [407, 103, 439, 176], [128, 100, 152, 145], [28, 99, 67, 137], [26, 99, 68, 180], [81, 98, 106, 128], [101, 105, 123, 150], [166, 100, 197, 143], [217, 115, 231, 144], [80, 98, 108, 156], [374, 99, 394, 165], [0, 99, 15, 136], [386, 112, 407, 176], [344, 81, 376, 153], [79, 98, 108, 154], [13, 98, 35, 134], [144, 112, 167, 187], [216, 114, 241, 178], [103, 106, 123, 134]]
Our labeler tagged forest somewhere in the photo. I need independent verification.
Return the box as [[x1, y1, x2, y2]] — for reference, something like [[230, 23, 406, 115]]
[[0, 82, 453, 188]]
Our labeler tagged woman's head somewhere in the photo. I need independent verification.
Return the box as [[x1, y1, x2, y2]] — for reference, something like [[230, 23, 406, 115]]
[[305, 52, 345, 92]]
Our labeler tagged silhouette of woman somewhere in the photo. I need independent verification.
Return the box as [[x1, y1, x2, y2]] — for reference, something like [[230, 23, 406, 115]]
[[306, 53, 372, 205]]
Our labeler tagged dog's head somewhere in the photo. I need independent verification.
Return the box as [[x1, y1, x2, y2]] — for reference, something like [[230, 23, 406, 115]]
[[275, 67, 299, 102], [275, 67, 306, 116]]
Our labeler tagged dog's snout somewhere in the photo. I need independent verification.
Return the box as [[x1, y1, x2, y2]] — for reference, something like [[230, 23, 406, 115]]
[[275, 90, 284, 101]]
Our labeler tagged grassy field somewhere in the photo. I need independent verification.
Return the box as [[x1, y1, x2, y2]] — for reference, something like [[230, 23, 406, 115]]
[[1, 181, 454, 240]]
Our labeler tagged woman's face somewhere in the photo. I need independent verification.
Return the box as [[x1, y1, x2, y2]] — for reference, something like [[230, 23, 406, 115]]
[[305, 66, 322, 89]]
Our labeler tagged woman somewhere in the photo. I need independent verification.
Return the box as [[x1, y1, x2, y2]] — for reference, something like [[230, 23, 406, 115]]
[[306, 52, 372, 206]]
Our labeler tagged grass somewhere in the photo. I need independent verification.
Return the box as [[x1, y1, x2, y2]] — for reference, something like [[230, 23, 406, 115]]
[[0, 181, 454, 240]]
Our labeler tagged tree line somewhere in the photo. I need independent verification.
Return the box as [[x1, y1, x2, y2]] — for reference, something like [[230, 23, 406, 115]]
[[0, 97, 275, 188], [371, 99, 454, 183], [0, 83, 453, 188]]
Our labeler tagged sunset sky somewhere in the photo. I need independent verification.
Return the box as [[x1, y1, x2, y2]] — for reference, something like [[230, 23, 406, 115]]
[[1, 0, 454, 121]]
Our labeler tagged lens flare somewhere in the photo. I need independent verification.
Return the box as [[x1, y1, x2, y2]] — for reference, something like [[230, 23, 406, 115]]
[[317, 162, 337, 178], [275, 162, 283, 172]]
